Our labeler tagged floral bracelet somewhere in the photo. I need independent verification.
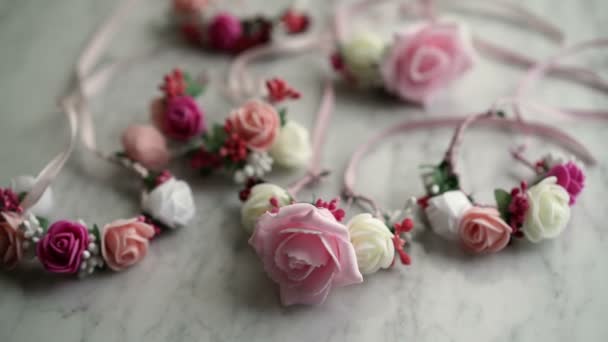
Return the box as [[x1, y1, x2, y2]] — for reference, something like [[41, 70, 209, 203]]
[[171, 0, 310, 53], [1, 122, 195, 277], [121, 69, 312, 184], [419, 112, 586, 253], [234, 178, 415, 306]]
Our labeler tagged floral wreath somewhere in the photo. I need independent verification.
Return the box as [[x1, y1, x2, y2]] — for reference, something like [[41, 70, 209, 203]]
[[121, 69, 312, 183], [329, 0, 604, 105], [419, 111, 586, 253], [0, 100, 196, 277], [227, 83, 415, 306], [171, 0, 310, 53]]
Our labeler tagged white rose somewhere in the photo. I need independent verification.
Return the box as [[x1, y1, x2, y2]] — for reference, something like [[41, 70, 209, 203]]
[[424, 190, 472, 241], [347, 213, 395, 275], [141, 178, 195, 229], [241, 183, 291, 234], [341, 31, 386, 86], [522, 177, 571, 243], [10, 175, 54, 217], [269, 121, 312, 168]]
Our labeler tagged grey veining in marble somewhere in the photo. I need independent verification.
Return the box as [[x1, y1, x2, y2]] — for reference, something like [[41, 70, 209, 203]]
[[1, 0, 607, 341]]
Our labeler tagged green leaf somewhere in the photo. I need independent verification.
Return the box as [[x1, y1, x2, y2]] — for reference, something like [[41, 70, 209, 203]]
[[184, 72, 204, 98], [18, 192, 27, 202], [494, 189, 512, 221], [92, 224, 102, 243], [278, 108, 287, 127], [36, 216, 49, 230]]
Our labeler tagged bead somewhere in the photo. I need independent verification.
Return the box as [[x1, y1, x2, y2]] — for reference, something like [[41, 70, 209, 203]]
[[80, 262, 87, 270], [83, 250, 91, 259], [89, 234, 96, 242], [36, 227, 43, 234], [430, 184, 439, 194], [88, 242, 96, 251], [24, 230, 33, 238], [32, 237, 40, 243]]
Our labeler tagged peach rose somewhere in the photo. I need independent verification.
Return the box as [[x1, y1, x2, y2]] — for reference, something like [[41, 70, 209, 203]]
[[0, 212, 24, 270], [228, 100, 280, 151], [100, 218, 155, 271], [121, 124, 170, 171], [458, 207, 512, 254], [381, 20, 475, 104]]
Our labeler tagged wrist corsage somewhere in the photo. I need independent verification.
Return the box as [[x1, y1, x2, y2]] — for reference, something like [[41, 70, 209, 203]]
[[171, 0, 310, 53]]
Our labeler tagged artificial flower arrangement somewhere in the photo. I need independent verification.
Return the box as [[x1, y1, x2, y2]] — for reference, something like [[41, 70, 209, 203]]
[[121, 69, 313, 184], [419, 113, 585, 254], [331, 19, 476, 105], [237, 179, 415, 306], [171, 0, 310, 53], [1, 149, 195, 277]]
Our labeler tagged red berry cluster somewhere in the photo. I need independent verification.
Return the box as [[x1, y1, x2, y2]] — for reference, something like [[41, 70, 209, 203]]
[[233, 17, 273, 53], [220, 120, 248, 162], [0, 188, 23, 214], [280, 9, 310, 34], [190, 148, 223, 170], [314, 198, 345, 222], [238, 178, 265, 202], [160, 69, 186, 98], [508, 181, 529, 238], [392, 218, 414, 266], [266, 78, 301, 103]]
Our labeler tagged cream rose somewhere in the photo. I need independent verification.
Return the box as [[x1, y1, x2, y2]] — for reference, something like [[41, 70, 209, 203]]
[[341, 31, 386, 86], [241, 183, 291, 234], [522, 177, 571, 243], [269, 121, 312, 168], [425, 190, 472, 241], [347, 213, 395, 275], [141, 178, 195, 229]]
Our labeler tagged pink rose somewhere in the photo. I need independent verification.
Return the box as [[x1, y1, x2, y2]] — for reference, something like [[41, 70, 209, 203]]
[[458, 207, 512, 254], [249, 203, 363, 306], [121, 124, 170, 171], [151, 96, 205, 141], [381, 21, 475, 104], [0, 212, 24, 270], [37, 220, 89, 274], [228, 100, 280, 151], [207, 13, 243, 51], [546, 162, 585, 205], [101, 218, 155, 271]]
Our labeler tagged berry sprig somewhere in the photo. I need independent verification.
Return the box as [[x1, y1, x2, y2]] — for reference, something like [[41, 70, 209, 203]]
[[314, 198, 346, 222], [0, 188, 23, 214], [392, 218, 414, 265], [266, 78, 301, 103]]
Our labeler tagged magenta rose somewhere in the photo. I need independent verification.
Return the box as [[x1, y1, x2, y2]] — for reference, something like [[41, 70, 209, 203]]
[[249, 203, 363, 306], [37, 220, 89, 274], [546, 161, 585, 205], [381, 20, 475, 104], [207, 13, 243, 51], [153, 96, 205, 141]]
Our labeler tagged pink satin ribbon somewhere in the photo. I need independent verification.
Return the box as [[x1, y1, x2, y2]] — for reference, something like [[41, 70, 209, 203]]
[[20, 0, 145, 212], [287, 80, 335, 198]]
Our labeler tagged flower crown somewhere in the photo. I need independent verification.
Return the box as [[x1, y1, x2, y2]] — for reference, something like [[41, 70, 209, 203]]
[[120, 70, 312, 183], [0, 95, 196, 277], [420, 113, 586, 253], [237, 180, 415, 306], [171, 0, 310, 53]]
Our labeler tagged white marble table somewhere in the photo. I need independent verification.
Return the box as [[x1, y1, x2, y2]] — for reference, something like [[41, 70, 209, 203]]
[[1, 0, 607, 341]]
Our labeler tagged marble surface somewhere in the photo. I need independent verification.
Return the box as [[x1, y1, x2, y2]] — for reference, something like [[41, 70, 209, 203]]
[[1, 0, 608, 341]]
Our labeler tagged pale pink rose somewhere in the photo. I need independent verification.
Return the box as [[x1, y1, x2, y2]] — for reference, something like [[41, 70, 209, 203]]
[[121, 124, 170, 171], [228, 100, 280, 151], [458, 207, 512, 254], [101, 218, 155, 271], [0, 212, 24, 270], [381, 21, 475, 104], [249, 203, 363, 306]]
